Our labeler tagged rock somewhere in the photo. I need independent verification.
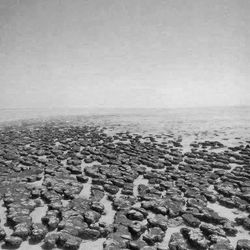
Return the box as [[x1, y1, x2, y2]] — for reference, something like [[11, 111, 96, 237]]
[[200, 223, 226, 237], [147, 214, 168, 231], [128, 221, 146, 236], [58, 232, 82, 250], [114, 224, 131, 240], [63, 237, 81, 250], [243, 217, 250, 230], [218, 197, 235, 208], [7, 215, 32, 226], [223, 221, 238, 236], [209, 241, 234, 250], [99, 224, 113, 237], [128, 239, 148, 249], [66, 165, 82, 175], [4, 236, 23, 248], [43, 233, 60, 249], [167, 217, 184, 227], [104, 184, 119, 194], [141, 246, 157, 250], [42, 210, 60, 230], [127, 209, 144, 221], [209, 234, 233, 250], [104, 232, 130, 249], [84, 210, 101, 224], [103, 238, 123, 249], [111, 178, 125, 188], [80, 228, 100, 240], [236, 239, 250, 250], [91, 188, 105, 201], [0, 227, 6, 240], [76, 175, 89, 183], [197, 208, 227, 224], [48, 199, 63, 210], [182, 213, 201, 227], [30, 223, 48, 242], [168, 232, 190, 250], [113, 198, 134, 211], [91, 202, 105, 214], [12, 222, 31, 239], [181, 227, 209, 250], [47, 216, 60, 230], [143, 227, 165, 245], [156, 240, 169, 250]]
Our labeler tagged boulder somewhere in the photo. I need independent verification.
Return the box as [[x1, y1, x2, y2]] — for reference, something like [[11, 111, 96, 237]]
[[4, 236, 23, 248], [30, 223, 48, 242], [236, 239, 250, 250], [127, 209, 144, 221], [143, 227, 165, 245], [84, 210, 101, 224], [181, 228, 209, 250], [168, 232, 190, 250], [12, 222, 31, 239], [200, 223, 226, 237], [0, 227, 6, 241], [43, 233, 60, 249], [182, 213, 201, 227]]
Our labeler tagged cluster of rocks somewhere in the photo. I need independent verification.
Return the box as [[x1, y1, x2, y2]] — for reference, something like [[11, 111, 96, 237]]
[[0, 121, 249, 249]]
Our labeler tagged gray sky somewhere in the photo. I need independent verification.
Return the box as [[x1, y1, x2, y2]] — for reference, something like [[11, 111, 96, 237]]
[[0, 0, 249, 109]]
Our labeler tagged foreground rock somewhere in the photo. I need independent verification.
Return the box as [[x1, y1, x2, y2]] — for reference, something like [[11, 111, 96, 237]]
[[0, 120, 249, 250], [236, 239, 250, 250]]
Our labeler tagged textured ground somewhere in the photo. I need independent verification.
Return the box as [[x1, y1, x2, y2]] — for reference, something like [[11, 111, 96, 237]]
[[0, 120, 249, 250]]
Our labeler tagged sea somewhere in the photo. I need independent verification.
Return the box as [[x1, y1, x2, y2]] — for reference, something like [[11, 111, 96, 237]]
[[1, 106, 250, 148]]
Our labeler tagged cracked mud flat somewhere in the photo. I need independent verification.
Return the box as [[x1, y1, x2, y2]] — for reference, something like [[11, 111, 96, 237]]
[[0, 110, 250, 250]]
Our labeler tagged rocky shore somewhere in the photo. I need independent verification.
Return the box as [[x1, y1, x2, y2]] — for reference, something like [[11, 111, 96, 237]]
[[0, 120, 249, 250]]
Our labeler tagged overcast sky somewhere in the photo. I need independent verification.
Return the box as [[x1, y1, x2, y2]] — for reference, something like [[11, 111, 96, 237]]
[[0, 0, 249, 109]]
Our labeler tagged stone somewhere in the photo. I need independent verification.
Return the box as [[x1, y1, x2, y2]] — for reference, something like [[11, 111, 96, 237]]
[[182, 213, 201, 227], [4, 236, 23, 248], [168, 232, 190, 250], [58, 232, 82, 250], [181, 228, 209, 250], [127, 209, 144, 221], [12, 222, 31, 239], [30, 223, 48, 242], [128, 221, 146, 236], [84, 210, 101, 224], [43, 233, 60, 249], [223, 221, 238, 236], [147, 214, 168, 231], [80, 228, 100, 240], [91, 202, 105, 214], [243, 217, 250, 230], [200, 223, 226, 237], [143, 227, 165, 245], [236, 239, 250, 250], [128, 239, 147, 249], [0, 227, 6, 241]]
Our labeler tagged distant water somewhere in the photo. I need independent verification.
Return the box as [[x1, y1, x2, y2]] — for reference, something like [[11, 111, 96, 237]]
[[1, 106, 250, 146]]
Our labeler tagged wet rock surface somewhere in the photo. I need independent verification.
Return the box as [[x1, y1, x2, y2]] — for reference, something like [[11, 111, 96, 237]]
[[0, 118, 249, 250]]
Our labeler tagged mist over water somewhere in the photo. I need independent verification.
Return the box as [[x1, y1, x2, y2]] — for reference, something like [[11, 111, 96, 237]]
[[1, 106, 249, 141]]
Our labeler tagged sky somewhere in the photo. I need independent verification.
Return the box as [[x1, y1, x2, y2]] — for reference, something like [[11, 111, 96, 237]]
[[0, 0, 249, 109]]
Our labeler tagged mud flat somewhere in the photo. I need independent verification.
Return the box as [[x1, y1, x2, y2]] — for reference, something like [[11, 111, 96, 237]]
[[0, 118, 249, 250]]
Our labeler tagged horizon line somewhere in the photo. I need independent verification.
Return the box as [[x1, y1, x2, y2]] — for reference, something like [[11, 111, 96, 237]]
[[0, 104, 249, 111]]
